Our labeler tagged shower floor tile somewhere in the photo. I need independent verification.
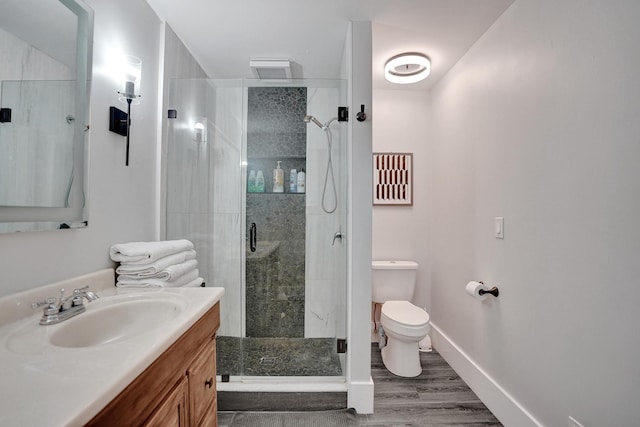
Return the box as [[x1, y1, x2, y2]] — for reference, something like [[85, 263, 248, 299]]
[[217, 336, 343, 377]]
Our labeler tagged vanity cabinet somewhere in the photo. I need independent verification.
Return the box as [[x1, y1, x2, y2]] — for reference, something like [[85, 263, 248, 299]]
[[187, 343, 217, 426], [87, 303, 220, 427], [144, 377, 189, 427]]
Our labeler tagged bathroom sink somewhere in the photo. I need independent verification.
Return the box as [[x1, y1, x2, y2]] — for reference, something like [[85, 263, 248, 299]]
[[5, 292, 190, 354], [49, 294, 188, 348], [0, 276, 225, 427]]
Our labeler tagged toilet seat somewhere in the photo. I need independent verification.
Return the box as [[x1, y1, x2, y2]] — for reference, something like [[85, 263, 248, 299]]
[[381, 301, 429, 339]]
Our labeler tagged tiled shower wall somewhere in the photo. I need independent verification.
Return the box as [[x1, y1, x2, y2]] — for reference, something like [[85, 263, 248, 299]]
[[246, 87, 307, 337], [163, 27, 244, 338], [303, 86, 347, 340]]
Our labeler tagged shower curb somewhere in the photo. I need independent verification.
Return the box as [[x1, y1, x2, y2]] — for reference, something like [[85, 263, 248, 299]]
[[217, 391, 347, 411]]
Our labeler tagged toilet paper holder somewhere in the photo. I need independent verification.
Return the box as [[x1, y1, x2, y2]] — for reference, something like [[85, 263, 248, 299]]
[[478, 281, 499, 297]]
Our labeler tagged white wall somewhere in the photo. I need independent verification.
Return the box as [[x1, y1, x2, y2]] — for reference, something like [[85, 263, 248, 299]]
[[372, 89, 431, 312], [346, 20, 374, 414], [428, 0, 640, 425], [0, 0, 162, 297]]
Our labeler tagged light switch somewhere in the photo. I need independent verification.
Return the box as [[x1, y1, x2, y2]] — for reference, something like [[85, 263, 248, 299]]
[[495, 217, 504, 239]]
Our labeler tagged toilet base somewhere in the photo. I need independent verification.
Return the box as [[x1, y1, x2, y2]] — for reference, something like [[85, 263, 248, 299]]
[[381, 335, 422, 377]]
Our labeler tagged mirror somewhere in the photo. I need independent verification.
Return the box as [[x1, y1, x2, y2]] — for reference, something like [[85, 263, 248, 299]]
[[0, 0, 93, 232]]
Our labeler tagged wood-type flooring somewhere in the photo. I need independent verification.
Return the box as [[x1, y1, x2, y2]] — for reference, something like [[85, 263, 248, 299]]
[[219, 344, 502, 426]]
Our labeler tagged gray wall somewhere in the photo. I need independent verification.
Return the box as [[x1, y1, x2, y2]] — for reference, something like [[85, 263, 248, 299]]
[[246, 87, 307, 337]]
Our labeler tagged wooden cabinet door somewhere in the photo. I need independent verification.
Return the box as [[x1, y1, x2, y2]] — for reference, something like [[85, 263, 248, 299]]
[[144, 377, 189, 427], [188, 341, 216, 426], [197, 400, 218, 427]]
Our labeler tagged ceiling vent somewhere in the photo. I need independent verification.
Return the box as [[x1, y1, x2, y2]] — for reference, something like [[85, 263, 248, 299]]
[[249, 59, 292, 80]]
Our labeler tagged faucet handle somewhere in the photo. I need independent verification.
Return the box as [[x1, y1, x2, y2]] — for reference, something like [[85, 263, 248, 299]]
[[73, 286, 89, 295], [31, 297, 59, 315], [31, 296, 56, 309], [332, 231, 343, 246]]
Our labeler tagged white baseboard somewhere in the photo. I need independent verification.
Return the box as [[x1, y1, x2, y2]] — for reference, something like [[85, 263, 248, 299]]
[[348, 378, 374, 414], [430, 323, 542, 427]]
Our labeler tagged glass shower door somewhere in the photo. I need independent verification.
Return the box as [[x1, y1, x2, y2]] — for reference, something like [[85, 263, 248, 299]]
[[166, 78, 348, 382]]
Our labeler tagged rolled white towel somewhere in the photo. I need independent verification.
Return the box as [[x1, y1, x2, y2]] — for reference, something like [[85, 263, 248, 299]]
[[116, 250, 197, 276], [182, 277, 205, 288], [110, 239, 194, 264], [116, 268, 199, 288]]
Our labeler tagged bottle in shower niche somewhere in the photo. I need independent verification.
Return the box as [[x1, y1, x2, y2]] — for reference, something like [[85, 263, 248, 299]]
[[273, 161, 284, 193], [247, 170, 256, 193], [255, 170, 265, 192], [289, 169, 297, 193], [297, 168, 306, 193]]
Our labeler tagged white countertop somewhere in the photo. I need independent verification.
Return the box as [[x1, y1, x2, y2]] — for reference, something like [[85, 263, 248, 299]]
[[0, 271, 224, 427]]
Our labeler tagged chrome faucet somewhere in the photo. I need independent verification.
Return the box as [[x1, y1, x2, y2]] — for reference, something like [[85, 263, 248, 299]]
[[31, 286, 99, 325]]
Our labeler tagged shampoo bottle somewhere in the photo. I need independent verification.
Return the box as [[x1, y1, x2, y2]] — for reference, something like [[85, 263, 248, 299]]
[[273, 161, 284, 193], [255, 170, 265, 192], [297, 168, 306, 193], [248, 170, 256, 193], [289, 169, 297, 193]]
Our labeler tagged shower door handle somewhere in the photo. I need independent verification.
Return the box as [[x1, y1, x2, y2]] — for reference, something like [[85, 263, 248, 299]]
[[249, 222, 257, 252]]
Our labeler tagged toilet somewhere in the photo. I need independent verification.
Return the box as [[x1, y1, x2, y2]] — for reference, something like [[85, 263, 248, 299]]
[[372, 260, 430, 377]]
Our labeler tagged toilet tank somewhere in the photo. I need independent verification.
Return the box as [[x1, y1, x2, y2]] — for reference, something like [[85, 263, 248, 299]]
[[371, 260, 419, 303]]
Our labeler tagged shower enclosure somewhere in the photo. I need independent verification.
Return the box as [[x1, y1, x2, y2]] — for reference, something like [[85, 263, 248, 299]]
[[165, 78, 348, 388]]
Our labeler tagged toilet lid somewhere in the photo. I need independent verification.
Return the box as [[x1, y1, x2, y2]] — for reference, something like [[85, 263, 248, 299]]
[[381, 301, 429, 326]]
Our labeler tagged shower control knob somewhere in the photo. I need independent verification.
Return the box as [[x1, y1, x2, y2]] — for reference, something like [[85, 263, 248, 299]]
[[356, 104, 367, 122]]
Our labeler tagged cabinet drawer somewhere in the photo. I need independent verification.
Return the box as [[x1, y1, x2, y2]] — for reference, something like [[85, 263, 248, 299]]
[[188, 341, 216, 426]]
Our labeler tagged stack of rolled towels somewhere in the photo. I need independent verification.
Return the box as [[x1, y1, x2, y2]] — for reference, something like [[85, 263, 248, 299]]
[[110, 239, 204, 288]]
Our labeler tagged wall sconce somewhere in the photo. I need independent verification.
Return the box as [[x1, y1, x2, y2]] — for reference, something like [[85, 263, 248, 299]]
[[109, 55, 141, 166], [194, 118, 207, 143]]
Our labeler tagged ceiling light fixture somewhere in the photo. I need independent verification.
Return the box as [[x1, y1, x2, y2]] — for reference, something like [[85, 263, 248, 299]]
[[384, 53, 430, 84]]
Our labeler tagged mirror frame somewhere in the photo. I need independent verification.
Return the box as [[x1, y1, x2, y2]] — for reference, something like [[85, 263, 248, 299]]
[[0, 0, 94, 232]]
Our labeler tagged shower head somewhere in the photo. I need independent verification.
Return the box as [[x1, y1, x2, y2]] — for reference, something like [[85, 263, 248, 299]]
[[303, 115, 325, 130]]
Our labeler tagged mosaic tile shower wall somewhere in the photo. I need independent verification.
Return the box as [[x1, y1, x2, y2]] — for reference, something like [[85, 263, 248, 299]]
[[246, 87, 307, 337]]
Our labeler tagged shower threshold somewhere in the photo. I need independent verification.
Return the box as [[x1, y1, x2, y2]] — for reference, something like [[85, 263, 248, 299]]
[[216, 377, 348, 411], [217, 376, 347, 393]]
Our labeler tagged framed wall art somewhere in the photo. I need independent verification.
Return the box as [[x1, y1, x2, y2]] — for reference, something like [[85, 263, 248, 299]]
[[373, 152, 413, 206]]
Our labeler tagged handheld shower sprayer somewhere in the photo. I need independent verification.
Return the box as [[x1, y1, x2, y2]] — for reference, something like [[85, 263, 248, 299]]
[[304, 115, 325, 130], [303, 113, 340, 214]]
